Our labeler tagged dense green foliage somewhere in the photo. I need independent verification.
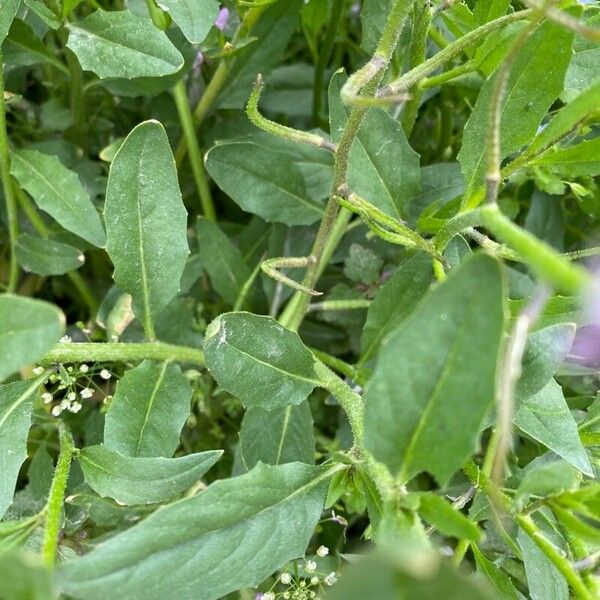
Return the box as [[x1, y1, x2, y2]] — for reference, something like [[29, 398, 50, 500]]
[[0, 0, 599, 598]]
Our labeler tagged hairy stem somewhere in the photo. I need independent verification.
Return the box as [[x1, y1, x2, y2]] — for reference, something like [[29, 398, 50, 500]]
[[41, 423, 75, 567]]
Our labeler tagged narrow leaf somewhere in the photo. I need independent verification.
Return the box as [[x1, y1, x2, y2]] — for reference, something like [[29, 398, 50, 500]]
[[104, 360, 192, 458], [66, 9, 183, 79], [203, 312, 319, 410], [105, 121, 189, 329], [0, 0, 20, 43], [15, 234, 84, 276], [10, 149, 106, 248], [0, 376, 46, 519], [418, 493, 482, 542], [155, 0, 219, 44], [364, 253, 505, 485], [532, 138, 600, 177], [0, 295, 64, 381], [79, 445, 222, 505], [59, 462, 334, 600], [240, 402, 315, 469]]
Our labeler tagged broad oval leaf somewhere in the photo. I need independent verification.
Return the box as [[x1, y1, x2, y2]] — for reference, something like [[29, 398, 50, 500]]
[[66, 9, 183, 79], [0, 376, 46, 518], [104, 360, 192, 458], [203, 312, 319, 410], [205, 141, 324, 226], [0, 295, 64, 381], [105, 121, 189, 328], [360, 252, 433, 366], [240, 402, 315, 469], [156, 0, 219, 44], [58, 462, 335, 600], [15, 234, 84, 276], [364, 253, 505, 485], [10, 149, 106, 248], [79, 445, 223, 505]]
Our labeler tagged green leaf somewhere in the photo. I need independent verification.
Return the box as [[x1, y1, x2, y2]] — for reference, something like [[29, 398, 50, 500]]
[[0, 0, 20, 43], [10, 149, 106, 248], [196, 217, 252, 306], [205, 141, 324, 226], [517, 527, 568, 600], [239, 402, 315, 469], [329, 72, 421, 220], [364, 253, 505, 485], [58, 462, 334, 600], [104, 360, 193, 458], [79, 445, 222, 505], [203, 312, 319, 410], [360, 0, 394, 54], [360, 252, 433, 365], [105, 121, 189, 331], [0, 551, 54, 600], [515, 379, 592, 475], [517, 458, 580, 500], [343, 243, 383, 285], [23, 0, 61, 29], [458, 19, 574, 197], [532, 138, 600, 177], [0, 295, 64, 381], [418, 493, 482, 542], [66, 9, 183, 79], [4, 19, 65, 69], [156, 0, 219, 44], [473, 0, 510, 25], [472, 545, 520, 600], [517, 324, 575, 400], [15, 233, 84, 276], [0, 376, 45, 519], [527, 79, 600, 157]]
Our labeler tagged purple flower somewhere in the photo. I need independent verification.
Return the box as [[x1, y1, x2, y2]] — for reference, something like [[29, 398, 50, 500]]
[[215, 7, 229, 31]]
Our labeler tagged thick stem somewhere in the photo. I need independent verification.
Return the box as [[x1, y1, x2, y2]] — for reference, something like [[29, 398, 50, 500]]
[[0, 48, 19, 292], [172, 80, 216, 221], [38, 341, 205, 367], [41, 424, 74, 567]]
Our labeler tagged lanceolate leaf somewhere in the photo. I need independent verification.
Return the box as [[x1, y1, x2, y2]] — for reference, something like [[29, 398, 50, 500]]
[[156, 0, 219, 44], [0, 0, 20, 44], [0, 295, 64, 381], [458, 19, 574, 199], [239, 402, 315, 469], [515, 379, 592, 475], [205, 141, 324, 226], [58, 462, 335, 600], [204, 312, 319, 410], [10, 149, 106, 248], [418, 493, 481, 542], [104, 360, 192, 458], [0, 376, 46, 519], [364, 253, 505, 485], [360, 252, 433, 365], [196, 217, 252, 306], [15, 234, 84, 276], [532, 138, 600, 177], [66, 9, 183, 79], [105, 121, 189, 331], [79, 445, 223, 505]]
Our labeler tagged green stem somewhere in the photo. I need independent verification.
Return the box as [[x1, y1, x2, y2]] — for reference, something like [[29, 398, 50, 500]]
[[453, 539, 470, 566], [144, 0, 170, 29], [419, 59, 476, 90], [0, 48, 19, 292], [41, 423, 74, 567], [172, 80, 216, 221], [308, 299, 371, 312], [434, 208, 482, 253], [39, 341, 205, 367], [313, 0, 344, 125], [311, 347, 366, 386], [233, 259, 261, 312], [517, 514, 593, 600], [13, 185, 98, 314]]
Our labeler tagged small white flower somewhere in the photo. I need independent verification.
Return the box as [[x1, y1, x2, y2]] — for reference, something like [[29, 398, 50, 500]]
[[51, 405, 62, 416], [59, 335, 72, 343], [60, 399, 71, 410], [32, 366, 44, 375], [310, 577, 319, 586], [67, 366, 73, 373], [100, 369, 111, 380], [42, 392, 53, 404], [300, 580, 307, 588], [80, 388, 93, 399], [70, 401, 82, 413], [262, 593, 275, 600], [280, 573, 292, 585], [79, 364, 89, 373], [67, 391, 76, 401], [283, 593, 290, 600], [324, 572, 337, 586], [305, 560, 317, 573], [316, 545, 329, 557]]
